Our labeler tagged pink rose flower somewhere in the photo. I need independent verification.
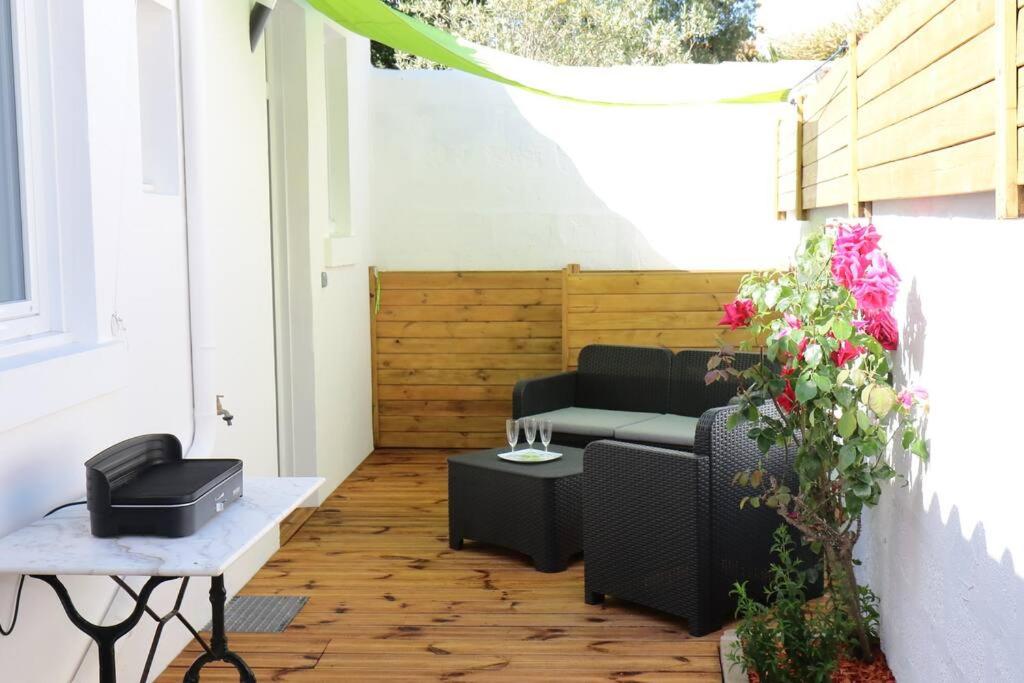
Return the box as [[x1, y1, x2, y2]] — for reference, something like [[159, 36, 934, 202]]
[[831, 339, 866, 367], [831, 224, 881, 289], [865, 310, 899, 351], [851, 251, 900, 314], [898, 387, 929, 409], [718, 299, 757, 330]]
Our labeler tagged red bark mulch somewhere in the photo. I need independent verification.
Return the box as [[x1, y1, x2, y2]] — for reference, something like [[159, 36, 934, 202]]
[[748, 647, 896, 682]]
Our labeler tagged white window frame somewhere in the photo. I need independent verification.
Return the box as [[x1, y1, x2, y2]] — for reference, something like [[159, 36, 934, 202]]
[[0, 0, 63, 348]]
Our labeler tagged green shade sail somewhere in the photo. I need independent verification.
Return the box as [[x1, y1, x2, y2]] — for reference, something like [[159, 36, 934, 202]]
[[304, 0, 791, 106]]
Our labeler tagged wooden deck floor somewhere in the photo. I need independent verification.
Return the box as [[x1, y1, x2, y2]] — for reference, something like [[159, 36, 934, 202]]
[[158, 449, 725, 682]]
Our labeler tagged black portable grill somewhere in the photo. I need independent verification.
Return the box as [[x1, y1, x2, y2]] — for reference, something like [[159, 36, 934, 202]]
[[85, 434, 243, 538]]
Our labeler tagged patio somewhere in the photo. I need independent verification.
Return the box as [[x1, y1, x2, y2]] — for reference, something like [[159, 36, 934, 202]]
[[2, 0, 1023, 681], [158, 449, 724, 682]]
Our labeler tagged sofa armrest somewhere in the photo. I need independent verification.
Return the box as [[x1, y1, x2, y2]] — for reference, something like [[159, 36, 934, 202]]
[[513, 371, 577, 418]]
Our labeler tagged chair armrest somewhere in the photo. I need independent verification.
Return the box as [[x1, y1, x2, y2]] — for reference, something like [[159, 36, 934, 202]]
[[513, 371, 577, 418]]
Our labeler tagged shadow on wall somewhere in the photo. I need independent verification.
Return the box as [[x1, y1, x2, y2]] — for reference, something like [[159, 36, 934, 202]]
[[368, 69, 800, 271]]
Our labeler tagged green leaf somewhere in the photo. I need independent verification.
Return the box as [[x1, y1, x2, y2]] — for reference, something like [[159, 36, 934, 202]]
[[834, 387, 854, 407], [911, 438, 930, 461], [750, 469, 764, 488], [901, 428, 916, 449], [795, 379, 817, 403], [803, 343, 823, 367], [812, 373, 832, 393], [839, 443, 857, 471], [868, 385, 897, 418], [831, 317, 854, 340], [838, 409, 856, 438], [739, 496, 748, 510], [749, 497, 761, 508], [853, 483, 872, 498], [856, 410, 872, 432], [726, 411, 745, 430], [765, 284, 782, 308]]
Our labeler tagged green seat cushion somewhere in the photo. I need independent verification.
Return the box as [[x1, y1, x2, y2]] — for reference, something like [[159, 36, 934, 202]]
[[526, 408, 661, 438], [613, 414, 700, 447]]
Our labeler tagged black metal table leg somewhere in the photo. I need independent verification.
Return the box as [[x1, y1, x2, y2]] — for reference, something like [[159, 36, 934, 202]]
[[32, 575, 174, 683], [183, 575, 255, 683]]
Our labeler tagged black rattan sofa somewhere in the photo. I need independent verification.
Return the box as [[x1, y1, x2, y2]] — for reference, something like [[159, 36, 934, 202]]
[[582, 403, 815, 636], [512, 344, 758, 449]]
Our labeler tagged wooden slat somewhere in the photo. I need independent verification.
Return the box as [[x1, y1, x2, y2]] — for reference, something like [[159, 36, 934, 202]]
[[566, 311, 722, 331], [377, 354, 562, 370], [802, 147, 848, 188], [857, 0, 994, 107], [565, 272, 743, 294], [369, 267, 380, 445], [802, 119, 848, 169], [802, 175, 848, 210], [376, 322, 561, 339], [860, 27, 994, 138], [567, 293, 732, 312], [377, 385, 511, 401], [379, 400, 510, 417], [379, 289, 561, 306], [858, 81, 995, 169], [859, 135, 995, 201], [802, 60, 848, 122], [377, 305, 561, 322], [378, 369, 553, 386], [379, 416, 506, 433], [377, 338, 561, 354], [997, 0, 1020, 218], [802, 88, 847, 150], [565, 329, 743, 352], [376, 433, 506, 448], [857, 0, 958, 73], [380, 271, 560, 290]]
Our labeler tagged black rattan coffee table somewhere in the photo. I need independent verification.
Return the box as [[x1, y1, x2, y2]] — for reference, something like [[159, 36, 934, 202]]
[[447, 446, 583, 573]]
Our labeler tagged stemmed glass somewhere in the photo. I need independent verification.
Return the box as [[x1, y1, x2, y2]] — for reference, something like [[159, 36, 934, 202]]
[[523, 417, 538, 451], [539, 420, 553, 452], [506, 418, 519, 453]]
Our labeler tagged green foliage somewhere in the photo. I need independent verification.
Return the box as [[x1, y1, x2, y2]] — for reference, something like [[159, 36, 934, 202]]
[[770, 0, 899, 61], [372, 0, 759, 68], [730, 527, 844, 683]]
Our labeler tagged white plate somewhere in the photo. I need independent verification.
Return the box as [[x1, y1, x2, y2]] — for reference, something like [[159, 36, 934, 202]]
[[497, 448, 563, 463]]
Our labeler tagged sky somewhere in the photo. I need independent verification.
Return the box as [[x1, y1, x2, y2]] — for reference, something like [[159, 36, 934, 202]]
[[756, 0, 885, 49]]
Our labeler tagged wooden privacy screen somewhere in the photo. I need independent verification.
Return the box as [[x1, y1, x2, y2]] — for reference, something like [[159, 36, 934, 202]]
[[562, 267, 747, 369], [369, 267, 748, 448], [370, 269, 563, 448], [776, 0, 1024, 219]]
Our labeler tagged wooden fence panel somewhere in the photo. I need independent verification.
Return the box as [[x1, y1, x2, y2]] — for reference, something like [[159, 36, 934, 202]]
[[778, 0, 1019, 217], [372, 270, 562, 449], [370, 268, 755, 447], [562, 270, 747, 370]]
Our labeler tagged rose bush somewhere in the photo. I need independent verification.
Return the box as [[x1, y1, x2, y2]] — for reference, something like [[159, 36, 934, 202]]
[[709, 221, 928, 661]]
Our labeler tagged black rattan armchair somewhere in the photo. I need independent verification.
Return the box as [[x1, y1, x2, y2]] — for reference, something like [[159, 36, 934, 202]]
[[582, 403, 814, 636]]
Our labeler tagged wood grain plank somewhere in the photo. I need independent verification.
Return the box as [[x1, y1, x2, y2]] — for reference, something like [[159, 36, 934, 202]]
[[566, 311, 722, 331], [857, 0, 994, 107], [379, 400, 511, 417], [377, 338, 561, 354], [380, 289, 561, 306], [860, 135, 994, 201], [380, 272, 561, 290], [567, 292, 732, 312], [377, 305, 561, 322], [376, 322, 561, 339], [378, 368, 550, 386], [566, 272, 744, 294], [378, 354, 561, 370]]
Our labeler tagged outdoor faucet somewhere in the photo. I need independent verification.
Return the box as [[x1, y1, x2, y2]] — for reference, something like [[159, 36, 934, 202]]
[[216, 395, 234, 427]]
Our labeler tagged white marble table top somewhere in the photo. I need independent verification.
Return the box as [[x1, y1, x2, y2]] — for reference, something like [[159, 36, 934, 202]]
[[0, 476, 323, 577]]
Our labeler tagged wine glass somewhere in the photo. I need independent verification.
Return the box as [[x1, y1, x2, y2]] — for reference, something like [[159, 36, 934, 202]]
[[539, 420, 553, 452], [523, 417, 537, 451], [506, 418, 519, 452]]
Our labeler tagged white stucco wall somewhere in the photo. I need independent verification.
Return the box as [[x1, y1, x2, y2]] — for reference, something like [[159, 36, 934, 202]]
[[0, 1, 280, 680], [803, 195, 1024, 682], [369, 66, 810, 271]]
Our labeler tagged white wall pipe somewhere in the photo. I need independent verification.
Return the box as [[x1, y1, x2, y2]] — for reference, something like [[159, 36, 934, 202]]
[[177, 0, 218, 460]]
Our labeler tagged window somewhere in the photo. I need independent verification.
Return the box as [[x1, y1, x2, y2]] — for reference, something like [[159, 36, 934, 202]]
[[0, 2, 27, 310], [0, 1, 57, 346]]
